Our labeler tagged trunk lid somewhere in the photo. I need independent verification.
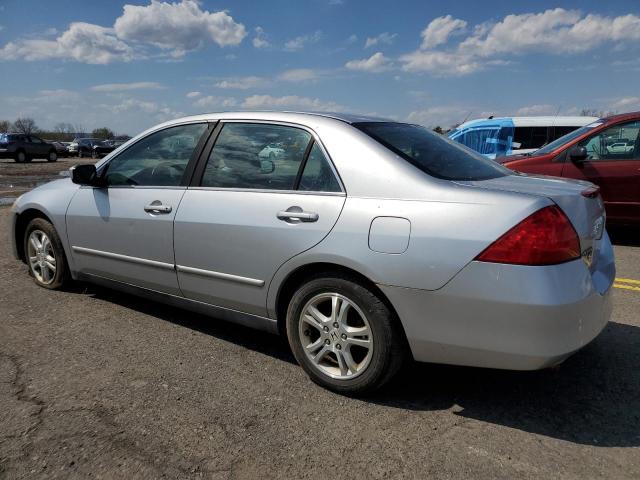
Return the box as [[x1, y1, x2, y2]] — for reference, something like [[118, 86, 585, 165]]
[[456, 173, 606, 269]]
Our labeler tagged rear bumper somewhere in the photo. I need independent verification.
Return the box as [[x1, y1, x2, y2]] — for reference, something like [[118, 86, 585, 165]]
[[381, 233, 615, 370]]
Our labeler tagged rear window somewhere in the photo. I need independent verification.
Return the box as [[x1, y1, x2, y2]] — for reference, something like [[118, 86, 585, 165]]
[[355, 122, 510, 181]]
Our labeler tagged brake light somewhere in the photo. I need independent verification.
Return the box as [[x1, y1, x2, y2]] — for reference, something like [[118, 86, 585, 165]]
[[475, 205, 580, 265]]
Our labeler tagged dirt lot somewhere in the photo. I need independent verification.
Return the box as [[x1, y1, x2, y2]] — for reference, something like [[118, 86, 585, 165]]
[[0, 158, 94, 204], [0, 161, 639, 479]]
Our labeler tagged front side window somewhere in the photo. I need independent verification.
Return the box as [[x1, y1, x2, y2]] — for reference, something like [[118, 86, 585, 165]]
[[29, 136, 44, 144], [104, 123, 207, 186], [576, 121, 640, 161], [202, 123, 311, 190], [356, 122, 510, 181]]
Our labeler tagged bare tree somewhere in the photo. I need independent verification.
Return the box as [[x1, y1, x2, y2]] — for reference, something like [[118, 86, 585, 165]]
[[0, 120, 11, 132], [581, 108, 617, 118], [92, 127, 115, 140], [13, 117, 38, 135], [53, 122, 76, 141]]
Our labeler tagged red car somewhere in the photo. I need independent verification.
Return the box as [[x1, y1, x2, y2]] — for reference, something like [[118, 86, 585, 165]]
[[502, 111, 640, 226]]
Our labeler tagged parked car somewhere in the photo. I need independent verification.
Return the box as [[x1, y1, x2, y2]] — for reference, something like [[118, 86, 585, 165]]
[[91, 140, 125, 158], [502, 111, 640, 226], [0, 133, 58, 162], [68, 138, 102, 157], [448, 116, 597, 158], [9, 112, 614, 393], [258, 142, 285, 160], [49, 141, 70, 157]]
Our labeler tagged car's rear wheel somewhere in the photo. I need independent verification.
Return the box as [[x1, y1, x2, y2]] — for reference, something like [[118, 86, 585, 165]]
[[15, 150, 27, 163], [78, 149, 84, 158], [91, 149, 98, 159], [47, 150, 58, 162], [286, 274, 406, 394], [24, 218, 70, 290]]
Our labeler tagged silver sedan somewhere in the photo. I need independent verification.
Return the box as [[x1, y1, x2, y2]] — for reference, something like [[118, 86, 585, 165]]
[[9, 112, 615, 393]]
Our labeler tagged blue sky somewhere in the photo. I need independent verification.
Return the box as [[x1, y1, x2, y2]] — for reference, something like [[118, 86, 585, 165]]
[[1, 0, 639, 134]]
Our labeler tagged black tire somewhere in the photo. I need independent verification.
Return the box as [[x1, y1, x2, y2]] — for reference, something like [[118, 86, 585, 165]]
[[23, 218, 71, 290], [91, 149, 98, 159], [78, 149, 83, 158], [14, 150, 27, 163], [47, 150, 58, 162], [286, 274, 406, 394]]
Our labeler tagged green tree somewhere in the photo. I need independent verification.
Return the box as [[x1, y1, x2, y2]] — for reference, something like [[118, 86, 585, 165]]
[[92, 127, 115, 140]]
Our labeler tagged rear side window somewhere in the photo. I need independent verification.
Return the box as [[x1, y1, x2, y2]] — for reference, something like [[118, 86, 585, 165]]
[[298, 142, 341, 192], [202, 123, 311, 190], [355, 122, 510, 181], [513, 127, 549, 150]]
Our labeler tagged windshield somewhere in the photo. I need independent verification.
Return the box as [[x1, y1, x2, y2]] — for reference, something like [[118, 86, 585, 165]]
[[534, 121, 603, 155], [355, 122, 510, 181]]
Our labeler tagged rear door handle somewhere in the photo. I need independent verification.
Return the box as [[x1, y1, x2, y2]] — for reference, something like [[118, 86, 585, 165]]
[[144, 201, 172, 214], [277, 207, 319, 223]]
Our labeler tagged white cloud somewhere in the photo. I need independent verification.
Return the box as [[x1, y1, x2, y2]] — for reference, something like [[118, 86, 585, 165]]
[[346, 34, 358, 44], [0, 22, 135, 64], [90, 81, 163, 92], [241, 94, 343, 112], [420, 15, 467, 49], [284, 30, 323, 51], [193, 95, 238, 109], [406, 106, 465, 128], [345, 52, 392, 72], [515, 104, 558, 116], [114, 0, 246, 57], [400, 50, 480, 75], [277, 68, 317, 82], [186, 91, 201, 98], [1, 0, 246, 64], [253, 26, 270, 48], [611, 97, 640, 110], [401, 9, 640, 76], [214, 76, 265, 89], [364, 32, 397, 49]]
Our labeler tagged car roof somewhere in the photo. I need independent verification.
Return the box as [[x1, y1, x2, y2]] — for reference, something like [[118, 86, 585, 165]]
[[160, 111, 394, 127], [457, 116, 597, 130]]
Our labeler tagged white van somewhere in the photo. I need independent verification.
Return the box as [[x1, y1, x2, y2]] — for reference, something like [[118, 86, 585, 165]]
[[448, 116, 598, 158]]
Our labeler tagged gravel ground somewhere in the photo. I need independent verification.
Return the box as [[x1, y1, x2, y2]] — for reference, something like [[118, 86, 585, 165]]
[[1, 207, 639, 479]]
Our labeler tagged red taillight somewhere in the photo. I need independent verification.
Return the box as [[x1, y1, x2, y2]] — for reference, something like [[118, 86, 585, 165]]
[[475, 205, 580, 266]]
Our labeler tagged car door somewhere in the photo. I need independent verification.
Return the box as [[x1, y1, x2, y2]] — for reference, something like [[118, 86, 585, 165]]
[[174, 121, 346, 317], [561, 120, 640, 224], [66, 122, 211, 294], [28, 136, 49, 157]]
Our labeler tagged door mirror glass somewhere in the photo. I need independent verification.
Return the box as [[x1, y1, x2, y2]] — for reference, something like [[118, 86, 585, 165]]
[[260, 159, 275, 174], [568, 146, 588, 162], [71, 164, 98, 185]]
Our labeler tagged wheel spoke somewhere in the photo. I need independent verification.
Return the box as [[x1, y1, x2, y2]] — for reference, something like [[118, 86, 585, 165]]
[[341, 348, 359, 374], [335, 350, 349, 376], [29, 235, 40, 251], [330, 295, 342, 322], [304, 338, 324, 354], [346, 336, 371, 349], [29, 255, 38, 267], [336, 299, 351, 327], [44, 260, 56, 273], [312, 345, 330, 365], [45, 255, 56, 265], [41, 265, 51, 282], [41, 235, 50, 252], [305, 305, 328, 326]]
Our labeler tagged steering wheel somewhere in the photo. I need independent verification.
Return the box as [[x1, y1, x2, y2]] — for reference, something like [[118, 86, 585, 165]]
[[151, 162, 184, 180]]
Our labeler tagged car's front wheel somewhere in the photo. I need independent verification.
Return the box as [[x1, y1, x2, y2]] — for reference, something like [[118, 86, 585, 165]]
[[24, 218, 70, 289], [47, 150, 58, 162], [14, 150, 27, 163], [286, 274, 406, 394]]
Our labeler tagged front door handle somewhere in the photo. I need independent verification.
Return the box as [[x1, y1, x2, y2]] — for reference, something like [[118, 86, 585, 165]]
[[277, 206, 319, 223], [144, 201, 172, 214]]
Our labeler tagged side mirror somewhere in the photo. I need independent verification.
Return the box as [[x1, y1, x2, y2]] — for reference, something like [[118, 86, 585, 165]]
[[260, 159, 275, 174], [568, 146, 588, 162], [70, 164, 99, 186]]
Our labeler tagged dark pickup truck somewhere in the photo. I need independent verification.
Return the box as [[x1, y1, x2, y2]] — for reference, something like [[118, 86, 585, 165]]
[[0, 133, 58, 162]]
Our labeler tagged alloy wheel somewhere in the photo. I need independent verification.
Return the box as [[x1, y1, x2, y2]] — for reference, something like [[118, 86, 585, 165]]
[[298, 293, 373, 380], [27, 230, 57, 285]]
